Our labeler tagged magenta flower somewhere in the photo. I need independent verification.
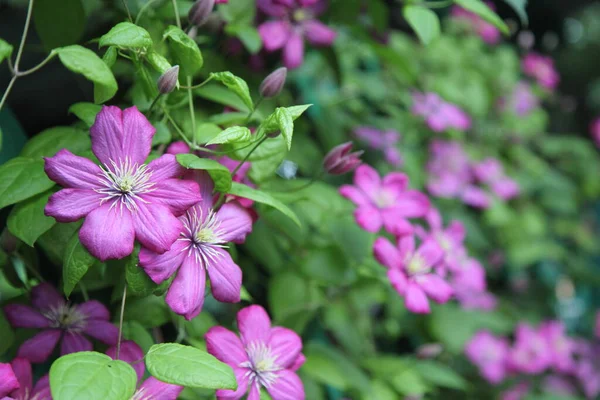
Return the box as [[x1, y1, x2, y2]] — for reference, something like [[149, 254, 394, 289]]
[[1, 358, 51, 400], [373, 235, 452, 314], [522, 53, 560, 90], [322, 142, 363, 175], [411, 92, 472, 132], [106, 340, 183, 400], [257, 0, 336, 69], [508, 323, 552, 374], [3, 283, 118, 363], [139, 171, 253, 320], [206, 305, 305, 400], [451, 2, 501, 44], [340, 165, 430, 235], [473, 158, 520, 201], [44, 106, 201, 261], [422, 208, 465, 271], [590, 118, 600, 148], [541, 321, 575, 373], [500, 82, 539, 116], [166, 140, 191, 155], [465, 331, 509, 384], [353, 127, 403, 167]]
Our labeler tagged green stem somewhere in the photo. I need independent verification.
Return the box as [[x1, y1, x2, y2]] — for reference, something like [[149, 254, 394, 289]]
[[187, 76, 197, 147], [116, 285, 127, 359], [245, 96, 263, 123], [281, 171, 325, 193], [148, 93, 162, 114], [171, 0, 182, 28], [0, 77, 17, 112], [164, 109, 194, 147], [121, 0, 133, 21], [231, 136, 267, 177], [15, 52, 56, 77], [135, 0, 160, 24], [180, 75, 213, 90]]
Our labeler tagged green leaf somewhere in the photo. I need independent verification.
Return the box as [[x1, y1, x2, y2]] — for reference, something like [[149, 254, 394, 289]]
[[7, 190, 55, 247], [99, 22, 153, 50], [21, 126, 90, 158], [102, 46, 117, 68], [229, 25, 262, 54], [502, 0, 528, 25], [0, 38, 14, 64], [194, 123, 223, 144], [455, 0, 510, 34], [206, 126, 252, 145], [163, 25, 203, 78], [146, 343, 237, 389], [403, 6, 440, 45], [124, 295, 170, 328], [176, 154, 232, 192], [121, 321, 154, 354], [228, 182, 301, 226], [0, 157, 54, 210], [38, 222, 81, 265], [276, 108, 294, 150], [195, 84, 250, 112], [125, 245, 157, 297], [414, 360, 468, 390], [256, 105, 311, 138], [49, 352, 137, 400], [53, 45, 118, 104], [209, 72, 254, 112], [146, 49, 172, 74], [34, 0, 85, 51], [69, 103, 102, 127], [0, 309, 15, 356], [63, 233, 96, 297]]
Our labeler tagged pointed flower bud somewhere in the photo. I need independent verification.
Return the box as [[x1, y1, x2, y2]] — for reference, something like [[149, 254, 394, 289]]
[[323, 142, 363, 175], [189, 0, 216, 27], [259, 67, 287, 98], [157, 65, 179, 94]]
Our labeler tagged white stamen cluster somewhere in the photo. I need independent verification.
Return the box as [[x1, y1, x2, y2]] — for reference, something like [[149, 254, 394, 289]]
[[407, 254, 430, 276], [240, 342, 282, 388], [40, 303, 87, 332], [96, 158, 155, 212], [179, 206, 228, 266]]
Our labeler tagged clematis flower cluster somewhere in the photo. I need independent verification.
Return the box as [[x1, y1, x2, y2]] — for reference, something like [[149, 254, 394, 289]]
[[257, 0, 337, 69], [522, 53, 560, 91], [353, 126, 403, 167], [0, 358, 51, 400], [499, 81, 540, 117], [411, 92, 472, 133], [451, 2, 501, 44]]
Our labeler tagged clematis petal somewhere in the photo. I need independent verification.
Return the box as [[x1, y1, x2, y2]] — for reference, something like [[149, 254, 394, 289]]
[[290, 353, 306, 371], [418, 274, 453, 303], [60, 332, 93, 355], [426, 208, 443, 230], [76, 300, 110, 321], [206, 248, 242, 303], [31, 283, 65, 310], [10, 358, 32, 400], [258, 21, 291, 51], [354, 206, 383, 233], [0, 362, 19, 397], [303, 19, 337, 46], [405, 284, 430, 314], [283, 31, 304, 69], [381, 172, 409, 194], [446, 221, 466, 243], [17, 329, 62, 363], [267, 369, 305, 400], [133, 202, 183, 255], [268, 327, 302, 369], [339, 185, 369, 206], [139, 240, 187, 284], [373, 237, 402, 270], [353, 164, 381, 195], [391, 190, 430, 218], [141, 178, 201, 216], [397, 235, 416, 260], [136, 377, 183, 400], [387, 269, 408, 295], [3, 305, 50, 329], [216, 202, 253, 243], [106, 340, 145, 382], [44, 149, 103, 189], [205, 326, 248, 366], [416, 239, 444, 268], [147, 154, 185, 182], [381, 212, 414, 237], [45, 189, 103, 222], [79, 203, 135, 261], [237, 305, 271, 346], [461, 186, 491, 209], [166, 141, 190, 155], [247, 384, 260, 400], [31, 375, 52, 400], [216, 367, 250, 400], [83, 320, 119, 345], [165, 254, 206, 320], [121, 106, 155, 165]]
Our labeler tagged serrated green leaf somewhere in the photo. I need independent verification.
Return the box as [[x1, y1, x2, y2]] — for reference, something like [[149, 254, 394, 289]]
[[0, 38, 14, 64], [403, 6, 440, 45], [7, 190, 55, 247], [99, 22, 153, 50], [176, 154, 232, 192], [146, 343, 237, 389], [209, 72, 254, 112], [33, 0, 85, 51], [206, 126, 252, 145], [63, 233, 95, 297], [163, 25, 203, 78], [69, 103, 102, 127], [49, 352, 137, 400], [0, 157, 54, 210], [194, 122, 223, 144], [276, 108, 294, 150], [21, 126, 90, 158], [455, 0, 510, 34], [256, 105, 311, 138], [228, 182, 300, 226]]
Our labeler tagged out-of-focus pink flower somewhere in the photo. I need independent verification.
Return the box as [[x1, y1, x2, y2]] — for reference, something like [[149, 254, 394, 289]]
[[411, 92, 471, 132], [374, 235, 452, 314], [522, 53, 560, 90], [340, 165, 430, 235], [541, 321, 575, 373], [455, 288, 497, 311], [500, 82, 539, 116], [4, 283, 118, 363], [465, 331, 509, 384], [422, 208, 465, 271], [206, 305, 305, 400], [166, 141, 191, 155], [542, 375, 577, 397], [323, 142, 363, 175], [590, 118, 600, 148], [451, 2, 501, 44], [2, 358, 51, 400], [353, 127, 403, 167], [257, 0, 336, 69], [0, 362, 19, 398], [509, 323, 552, 374], [473, 158, 520, 201], [501, 382, 530, 400]]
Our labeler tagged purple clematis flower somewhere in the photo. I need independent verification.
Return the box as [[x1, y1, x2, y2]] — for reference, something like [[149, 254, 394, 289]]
[[206, 305, 305, 400], [465, 331, 509, 384], [541, 321, 575, 373], [0, 362, 19, 398], [411, 92, 472, 133], [44, 106, 201, 261], [139, 171, 253, 320], [3, 283, 119, 364], [257, 0, 336, 69], [373, 235, 452, 314], [508, 323, 553, 374], [522, 53, 560, 90], [451, 2, 501, 45], [1, 358, 51, 400], [421, 208, 466, 271], [340, 165, 430, 236]]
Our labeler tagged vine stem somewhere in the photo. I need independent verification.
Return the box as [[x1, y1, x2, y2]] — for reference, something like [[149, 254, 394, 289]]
[[172, 0, 182, 28], [116, 285, 127, 359], [231, 136, 267, 177], [187, 76, 197, 148]]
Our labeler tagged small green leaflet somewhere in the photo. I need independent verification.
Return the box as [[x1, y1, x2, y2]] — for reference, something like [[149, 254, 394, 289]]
[[176, 154, 232, 192], [68, 103, 102, 127], [206, 126, 252, 145], [228, 182, 301, 226], [163, 25, 203, 78], [276, 108, 294, 150], [403, 5, 440, 45], [99, 22, 153, 50], [209, 72, 254, 112], [0, 38, 14, 64], [455, 0, 510, 34]]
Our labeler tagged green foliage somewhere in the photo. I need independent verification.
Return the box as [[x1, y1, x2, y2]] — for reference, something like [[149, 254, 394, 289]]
[[163, 26, 203, 78], [228, 182, 301, 226], [0, 157, 54, 210], [7, 190, 55, 246], [21, 126, 90, 158], [455, 0, 510, 34], [33, 0, 85, 51], [68, 103, 101, 127], [403, 6, 441, 45], [209, 72, 254, 112], [206, 126, 252, 145], [176, 154, 233, 192], [99, 22, 153, 51], [0, 38, 13, 64]]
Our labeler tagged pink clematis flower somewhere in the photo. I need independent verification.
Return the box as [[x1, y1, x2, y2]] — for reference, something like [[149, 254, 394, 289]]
[[340, 165, 430, 235], [541, 321, 575, 373], [353, 127, 403, 167], [373, 235, 452, 314], [44, 106, 201, 261], [257, 0, 336, 69], [3, 283, 118, 364], [522, 53, 560, 90], [451, 2, 501, 44], [411, 92, 472, 133], [206, 305, 305, 400], [1, 358, 51, 400], [473, 158, 520, 201], [508, 323, 552, 374], [500, 82, 539, 116], [106, 340, 183, 400], [421, 208, 465, 271], [139, 171, 253, 320], [465, 331, 509, 384]]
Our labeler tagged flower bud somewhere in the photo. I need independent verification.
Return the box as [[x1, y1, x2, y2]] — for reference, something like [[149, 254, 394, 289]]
[[323, 142, 363, 175], [188, 0, 216, 27], [259, 67, 287, 98], [157, 65, 179, 94]]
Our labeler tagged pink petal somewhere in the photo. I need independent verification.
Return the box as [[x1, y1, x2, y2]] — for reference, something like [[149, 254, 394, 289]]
[[106, 340, 145, 382], [216, 367, 250, 400], [418, 274, 453, 303], [237, 305, 271, 346], [461, 186, 491, 208], [381, 172, 408, 194], [206, 248, 242, 303], [0, 362, 19, 397], [289, 353, 306, 371], [216, 202, 253, 243], [43, 149, 103, 189], [354, 206, 383, 233], [3, 305, 50, 329], [142, 178, 201, 216], [397, 235, 416, 259], [381, 212, 414, 237], [10, 358, 32, 399], [426, 208, 443, 230], [147, 154, 186, 182], [303, 19, 336, 46], [31, 283, 65, 310], [139, 240, 187, 284], [83, 320, 119, 345], [79, 203, 135, 261], [405, 283, 430, 314], [247, 384, 260, 400], [133, 202, 183, 254], [353, 164, 381, 196], [31, 377, 52, 400], [391, 190, 430, 218], [373, 237, 402, 269], [136, 377, 183, 400], [416, 239, 444, 268], [446, 221, 466, 243], [387, 269, 408, 295], [267, 369, 305, 400], [205, 326, 248, 366], [165, 253, 206, 320], [283, 32, 304, 69], [17, 329, 62, 363], [258, 21, 291, 51], [76, 300, 110, 321], [268, 327, 302, 369], [166, 141, 190, 155], [339, 185, 369, 206], [60, 332, 93, 355], [45, 189, 103, 223]]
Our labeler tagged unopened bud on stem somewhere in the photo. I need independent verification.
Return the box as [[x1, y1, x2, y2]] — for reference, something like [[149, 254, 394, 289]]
[[157, 65, 179, 94], [259, 67, 287, 98], [189, 0, 216, 27], [323, 142, 363, 175]]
